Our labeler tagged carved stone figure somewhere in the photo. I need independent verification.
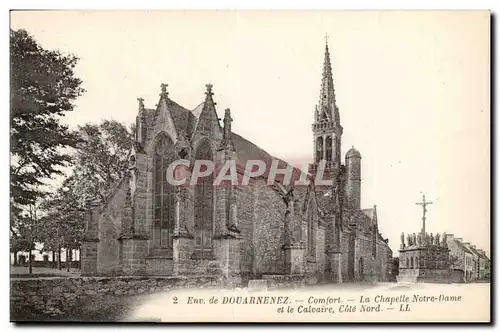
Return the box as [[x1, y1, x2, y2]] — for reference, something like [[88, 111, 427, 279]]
[[416, 233, 421, 246], [442, 232, 448, 247], [401, 232, 405, 248], [429, 233, 434, 246], [407, 234, 412, 246], [435, 233, 441, 246]]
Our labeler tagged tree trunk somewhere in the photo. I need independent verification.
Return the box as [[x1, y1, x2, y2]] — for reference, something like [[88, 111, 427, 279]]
[[13, 251, 18, 266], [67, 248, 72, 272], [52, 251, 56, 269], [58, 246, 61, 270], [78, 246, 81, 270], [28, 249, 33, 274]]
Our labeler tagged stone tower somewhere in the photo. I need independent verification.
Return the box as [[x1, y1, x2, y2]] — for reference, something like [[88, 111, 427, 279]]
[[345, 146, 361, 210], [312, 38, 343, 171]]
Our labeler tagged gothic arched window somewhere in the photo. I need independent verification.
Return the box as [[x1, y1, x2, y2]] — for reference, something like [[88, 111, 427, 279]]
[[316, 137, 323, 163], [194, 140, 214, 258], [410, 257, 414, 268], [406, 257, 409, 269], [153, 135, 175, 249], [325, 136, 332, 161]]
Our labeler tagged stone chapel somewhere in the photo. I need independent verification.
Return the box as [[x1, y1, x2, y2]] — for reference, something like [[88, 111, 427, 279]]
[[81, 40, 393, 284]]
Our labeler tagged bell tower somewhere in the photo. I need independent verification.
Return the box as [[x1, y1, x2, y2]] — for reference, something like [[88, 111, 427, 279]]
[[312, 35, 343, 170]]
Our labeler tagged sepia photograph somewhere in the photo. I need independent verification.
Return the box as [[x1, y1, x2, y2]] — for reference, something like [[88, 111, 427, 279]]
[[9, 10, 491, 323]]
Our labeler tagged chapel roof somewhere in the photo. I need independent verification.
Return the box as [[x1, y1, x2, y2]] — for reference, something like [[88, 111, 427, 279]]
[[167, 99, 198, 136], [158, 97, 307, 185]]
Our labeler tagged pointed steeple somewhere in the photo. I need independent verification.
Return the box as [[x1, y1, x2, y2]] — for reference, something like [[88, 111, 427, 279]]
[[312, 36, 343, 167], [316, 35, 340, 127]]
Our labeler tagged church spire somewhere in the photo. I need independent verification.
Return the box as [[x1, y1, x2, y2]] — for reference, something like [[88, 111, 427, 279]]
[[316, 34, 340, 126], [312, 36, 343, 167]]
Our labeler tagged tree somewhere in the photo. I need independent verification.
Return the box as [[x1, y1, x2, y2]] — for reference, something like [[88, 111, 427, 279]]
[[10, 29, 85, 212], [448, 254, 460, 269], [36, 120, 134, 270], [72, 120, 134, 203], [39, 176, 86, 270], [390, 257, 399, 280], [10, 203, 40, 273], [10, 212, 33, 266]]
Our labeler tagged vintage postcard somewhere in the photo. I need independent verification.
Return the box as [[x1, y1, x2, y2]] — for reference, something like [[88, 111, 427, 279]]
[[9, 10, 490, 323]]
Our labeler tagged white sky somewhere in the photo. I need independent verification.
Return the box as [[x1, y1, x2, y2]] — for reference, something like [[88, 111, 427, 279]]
[[10, 10, 490, 255]]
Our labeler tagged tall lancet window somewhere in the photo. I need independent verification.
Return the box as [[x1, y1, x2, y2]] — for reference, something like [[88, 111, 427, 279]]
[[325, 136, 332, 161], [316, 137, 323, 163], [153, 135, 175, 249], [194, 141, 214, 258]]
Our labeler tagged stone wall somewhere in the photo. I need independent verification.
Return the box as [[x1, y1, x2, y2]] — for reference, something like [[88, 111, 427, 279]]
[[97, 175, 129, 275], [252, 183, 286, 275], [261, 274, 306, 289], [235, 185, 255, 276], [397, 268, 462, 283], [11, 275, 220, 320]]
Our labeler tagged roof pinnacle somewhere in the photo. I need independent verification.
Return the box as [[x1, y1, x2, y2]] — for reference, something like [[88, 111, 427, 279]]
[[160, 83, 169, 98]]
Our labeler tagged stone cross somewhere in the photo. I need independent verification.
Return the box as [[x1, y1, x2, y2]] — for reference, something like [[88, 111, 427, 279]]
[[415, 194, 433, 235]]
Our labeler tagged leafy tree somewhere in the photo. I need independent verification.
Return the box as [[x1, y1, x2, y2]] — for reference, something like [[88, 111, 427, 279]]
[[448, 254, 459, 269], [72, 120, 134, 203], [10, 203, 40, 273], [10, 212, 33, 266], [10, 29, 85, 211], [390, 257, 399, 278], [39, 176, 86, 270], [36, 120, 134, 269]]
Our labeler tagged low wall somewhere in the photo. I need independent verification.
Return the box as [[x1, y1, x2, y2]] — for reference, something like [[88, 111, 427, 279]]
[[397, 268, 463, 283], [11, 275, 221, 321], [261, 274, 306, 289]]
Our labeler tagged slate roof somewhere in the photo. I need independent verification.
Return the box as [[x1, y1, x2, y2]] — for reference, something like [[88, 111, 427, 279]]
[[465, 245, 490, 260], [454, 240, 474, 255], [191, 101, 205, 119], [230, 131, 305, 184], [156, 97, 307, 184]]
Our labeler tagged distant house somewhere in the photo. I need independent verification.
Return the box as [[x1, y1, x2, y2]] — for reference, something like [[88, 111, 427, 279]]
[[10, 242, 80, 266], [465, 245, 490, 281], [445, 234, 487, 282]]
